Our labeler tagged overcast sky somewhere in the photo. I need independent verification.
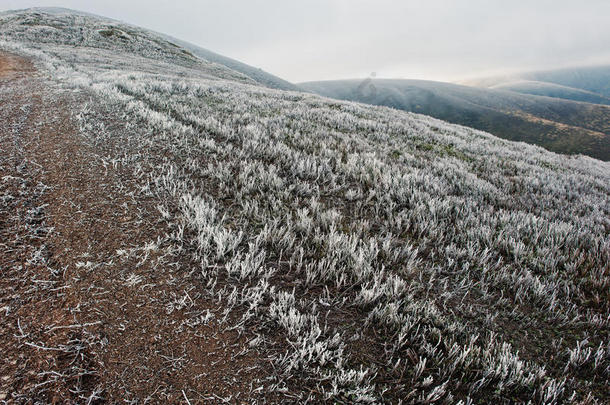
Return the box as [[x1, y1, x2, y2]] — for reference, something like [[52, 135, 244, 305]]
[[2, 0, 610, 83]]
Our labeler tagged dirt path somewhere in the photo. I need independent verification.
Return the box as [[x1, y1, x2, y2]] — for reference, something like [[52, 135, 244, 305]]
[[0, 54, 32, 79], [0, 53, 272, 403]]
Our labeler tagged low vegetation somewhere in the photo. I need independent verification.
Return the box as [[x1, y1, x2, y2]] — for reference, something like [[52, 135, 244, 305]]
[[1, 9, 609, 403]]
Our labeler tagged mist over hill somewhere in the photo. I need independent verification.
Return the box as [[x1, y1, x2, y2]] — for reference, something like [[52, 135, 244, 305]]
[[523, 65, 610, 98], [300, 78, 610, 161], [466, 65, 610, 102], [1, 7, 609, 404], [490, 80, 610, 106]]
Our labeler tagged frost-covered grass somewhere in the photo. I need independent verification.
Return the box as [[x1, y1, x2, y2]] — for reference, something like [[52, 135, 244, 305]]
[[2, 9, 609, 404]]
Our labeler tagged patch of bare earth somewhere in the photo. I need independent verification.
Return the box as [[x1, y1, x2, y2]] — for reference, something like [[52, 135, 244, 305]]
[[0, 52, 275, 403]]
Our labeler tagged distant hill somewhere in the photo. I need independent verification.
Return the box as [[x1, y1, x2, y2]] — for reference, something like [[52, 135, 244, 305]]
[[490, 80, 610, 106], [300, 78, 610, 160], [466, 65, 610, 102], [5, 7, 299, 91], [516, 65, 610, 99]]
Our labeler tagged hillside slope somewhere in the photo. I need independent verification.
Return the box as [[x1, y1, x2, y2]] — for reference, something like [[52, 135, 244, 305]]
[[3, 6, 299, 91], [1, 9, 609, 404], [158, 34, 300, 92], [300, 78, 610, 161]]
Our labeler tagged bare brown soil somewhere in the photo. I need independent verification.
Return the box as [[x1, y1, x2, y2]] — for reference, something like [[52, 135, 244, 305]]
[[0, 53, 274, 403], [0, 54, 33, 79]]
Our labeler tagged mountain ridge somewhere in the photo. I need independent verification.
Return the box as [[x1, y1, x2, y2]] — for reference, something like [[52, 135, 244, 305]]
[[1, 6, 299, 91]]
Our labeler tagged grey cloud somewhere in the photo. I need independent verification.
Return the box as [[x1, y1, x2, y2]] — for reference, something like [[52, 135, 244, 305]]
[[3, 0, 609, 82]]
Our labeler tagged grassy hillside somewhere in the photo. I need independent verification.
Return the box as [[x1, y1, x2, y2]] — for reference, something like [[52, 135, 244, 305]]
[[300, 79, 610, 161], [3, 7, 299, 91], [1, 9, 609, 404]]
